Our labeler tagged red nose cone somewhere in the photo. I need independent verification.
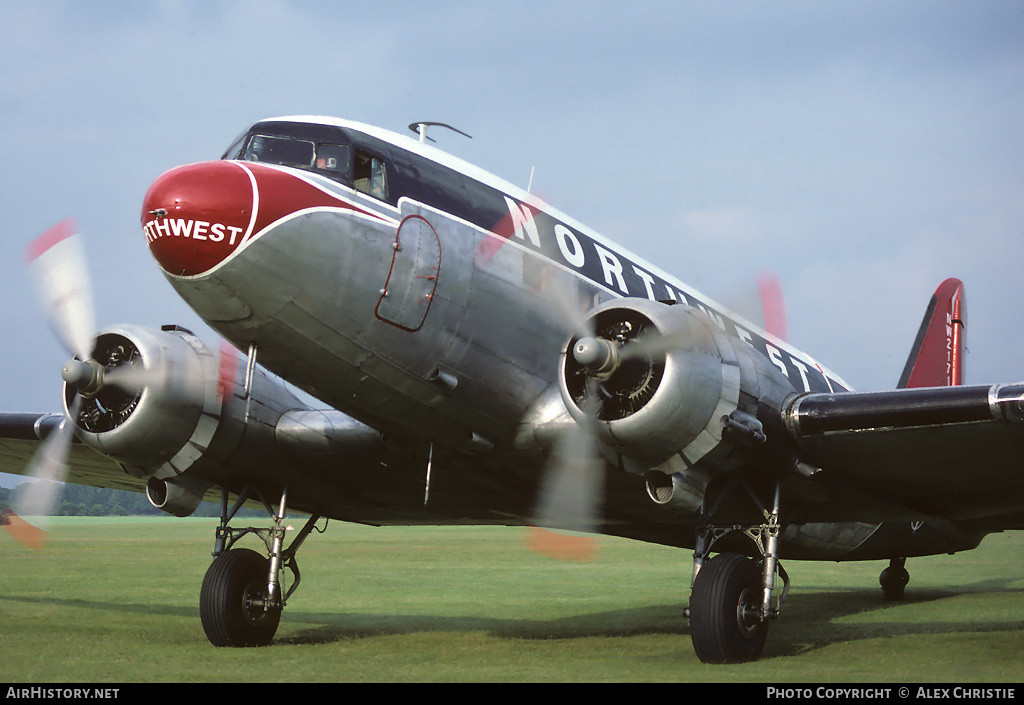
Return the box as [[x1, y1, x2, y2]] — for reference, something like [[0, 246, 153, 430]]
[[142, 161, 255, 277]]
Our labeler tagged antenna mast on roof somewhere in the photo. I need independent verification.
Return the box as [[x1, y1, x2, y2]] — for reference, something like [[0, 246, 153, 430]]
[[409, 122, 472, 144]]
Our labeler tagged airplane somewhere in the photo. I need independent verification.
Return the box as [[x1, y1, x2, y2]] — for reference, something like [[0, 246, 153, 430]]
[[2, 115, 1023, 663]]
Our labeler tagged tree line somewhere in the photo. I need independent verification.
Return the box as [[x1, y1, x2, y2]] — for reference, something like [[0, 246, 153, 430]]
[[0, 482, 229, 517]]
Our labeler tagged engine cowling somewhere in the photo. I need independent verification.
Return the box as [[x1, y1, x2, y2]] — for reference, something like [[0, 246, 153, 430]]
[[65, 325, 223, 474], [558, 298, 795, 511], [61, 324, 313, 515], [60, 323, 399, 518]]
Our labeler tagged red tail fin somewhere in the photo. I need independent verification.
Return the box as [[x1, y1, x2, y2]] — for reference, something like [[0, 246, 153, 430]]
[[897, 278, 965, 388]]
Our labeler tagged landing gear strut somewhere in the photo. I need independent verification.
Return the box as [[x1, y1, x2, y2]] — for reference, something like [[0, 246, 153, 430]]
[[688, 479, 789, 663], [199, 485, 323, 647]]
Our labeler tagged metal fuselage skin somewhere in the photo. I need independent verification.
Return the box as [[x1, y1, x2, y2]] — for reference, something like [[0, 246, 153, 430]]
[[139, 117, 968, 560], [143, 118, 841, 442]]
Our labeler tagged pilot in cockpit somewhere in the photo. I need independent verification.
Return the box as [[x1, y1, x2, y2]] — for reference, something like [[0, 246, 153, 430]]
[[369, 159, 386, 199], [315, 143, 348, 175], [354, 152, 387, 200]]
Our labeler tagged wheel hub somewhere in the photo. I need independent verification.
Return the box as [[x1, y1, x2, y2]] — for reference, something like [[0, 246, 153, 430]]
[[241, 580, 274, 626], [735, 586, 764, 639]]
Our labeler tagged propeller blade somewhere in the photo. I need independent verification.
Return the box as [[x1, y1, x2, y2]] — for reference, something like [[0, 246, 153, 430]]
[[526, 525, 598, 562], [547, 273, 596, 343], [757, 270, 788, 342], [532, 426, 602, 532], [614, 270, 787, 363], [101, 360, 161, 394], [25, 220, 95, 361], [3, 401, 80, 550], [528, 377, 603, 561], [614, 310, 715, 364], [8, 220, 98, 549], [217, 340, 241, 402]]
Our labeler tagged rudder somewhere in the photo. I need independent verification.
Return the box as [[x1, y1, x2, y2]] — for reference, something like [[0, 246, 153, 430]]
[[897, 278, 965, 388]]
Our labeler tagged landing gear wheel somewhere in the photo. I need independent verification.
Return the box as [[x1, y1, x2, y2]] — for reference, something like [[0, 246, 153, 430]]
[[880, 558, 909, 602], [689, 553, 768, 663], [200, 548, 281, 647]]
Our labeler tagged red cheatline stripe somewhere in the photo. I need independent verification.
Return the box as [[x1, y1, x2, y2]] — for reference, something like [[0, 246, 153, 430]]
[[25, 218, 77, 263]]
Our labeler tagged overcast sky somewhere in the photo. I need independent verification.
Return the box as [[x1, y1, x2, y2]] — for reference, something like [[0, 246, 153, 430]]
[[2, 1, 1023, 484]]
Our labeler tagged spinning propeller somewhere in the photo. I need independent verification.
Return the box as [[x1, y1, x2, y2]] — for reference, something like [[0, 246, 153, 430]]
[[526, 269, 787, 561], [5, 220, 93, 547], [522, 269, 604, 560], [527, 361, 603, 560], [569, 270, 787, 382], [5, 221, 153, 548], [4, 221, 245, 549]]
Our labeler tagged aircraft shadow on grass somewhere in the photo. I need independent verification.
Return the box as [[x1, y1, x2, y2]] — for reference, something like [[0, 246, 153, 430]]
[[276, 576, 1024, 653], [2, 577, 1021, 657], [764, 577, 1024, 658]]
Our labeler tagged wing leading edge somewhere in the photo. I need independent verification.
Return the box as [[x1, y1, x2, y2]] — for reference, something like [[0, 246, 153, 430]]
[[783, 382, 1024, 528], [0, 412, 147, 494], [778, 277, 1023, 529]]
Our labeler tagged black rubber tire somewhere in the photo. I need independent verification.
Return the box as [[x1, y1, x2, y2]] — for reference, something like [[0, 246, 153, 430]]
[[880, 564, 910, 601], [200, 548, 281, 647], [689, 553, 769, 663]]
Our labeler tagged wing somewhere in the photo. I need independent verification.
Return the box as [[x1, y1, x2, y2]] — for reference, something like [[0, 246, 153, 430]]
[[782, 383, 1024, 528], [0, 412, 147, 493]]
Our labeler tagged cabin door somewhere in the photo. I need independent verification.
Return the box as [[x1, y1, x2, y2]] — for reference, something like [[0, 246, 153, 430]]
[[375, 215, 440, 332]]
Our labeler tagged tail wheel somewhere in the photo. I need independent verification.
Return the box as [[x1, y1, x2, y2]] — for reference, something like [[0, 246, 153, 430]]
[[880, 558, 910, 601], [689, 552, 768, 663], [200, 548, 281, 647]]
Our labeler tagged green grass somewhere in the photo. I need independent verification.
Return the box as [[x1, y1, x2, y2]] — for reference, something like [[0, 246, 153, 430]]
[[1, 519, 1022, 682]]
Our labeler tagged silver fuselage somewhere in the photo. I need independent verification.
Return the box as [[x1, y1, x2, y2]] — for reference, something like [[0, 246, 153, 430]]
[[141, 117, 973, 560]]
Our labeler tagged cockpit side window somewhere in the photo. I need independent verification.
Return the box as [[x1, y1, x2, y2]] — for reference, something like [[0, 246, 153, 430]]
[[315, 143, 350, 176], [354, 150, 388, 200]]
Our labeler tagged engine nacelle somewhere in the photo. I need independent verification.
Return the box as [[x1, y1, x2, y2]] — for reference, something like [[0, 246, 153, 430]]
[[65, 325, 223, 474], [558, 299, 795, 510], [61, 324, 313, 515]]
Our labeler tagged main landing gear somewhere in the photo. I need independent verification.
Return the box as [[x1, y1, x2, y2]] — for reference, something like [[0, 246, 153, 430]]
[[688, 480, 790, 663], [200, 485, 324, 647]]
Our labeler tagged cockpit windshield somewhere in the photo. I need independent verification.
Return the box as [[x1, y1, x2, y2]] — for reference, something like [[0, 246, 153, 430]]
[[222, 122, 388, 201], [229, 133, 352, 180], [243, 135, 315, 168]]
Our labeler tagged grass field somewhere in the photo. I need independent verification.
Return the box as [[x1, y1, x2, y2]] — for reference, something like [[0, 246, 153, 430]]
[[1, 517, 1022, 682]]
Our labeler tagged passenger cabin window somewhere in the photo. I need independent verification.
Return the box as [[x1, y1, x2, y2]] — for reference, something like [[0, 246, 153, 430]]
[[354, 151, 388, 200]]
